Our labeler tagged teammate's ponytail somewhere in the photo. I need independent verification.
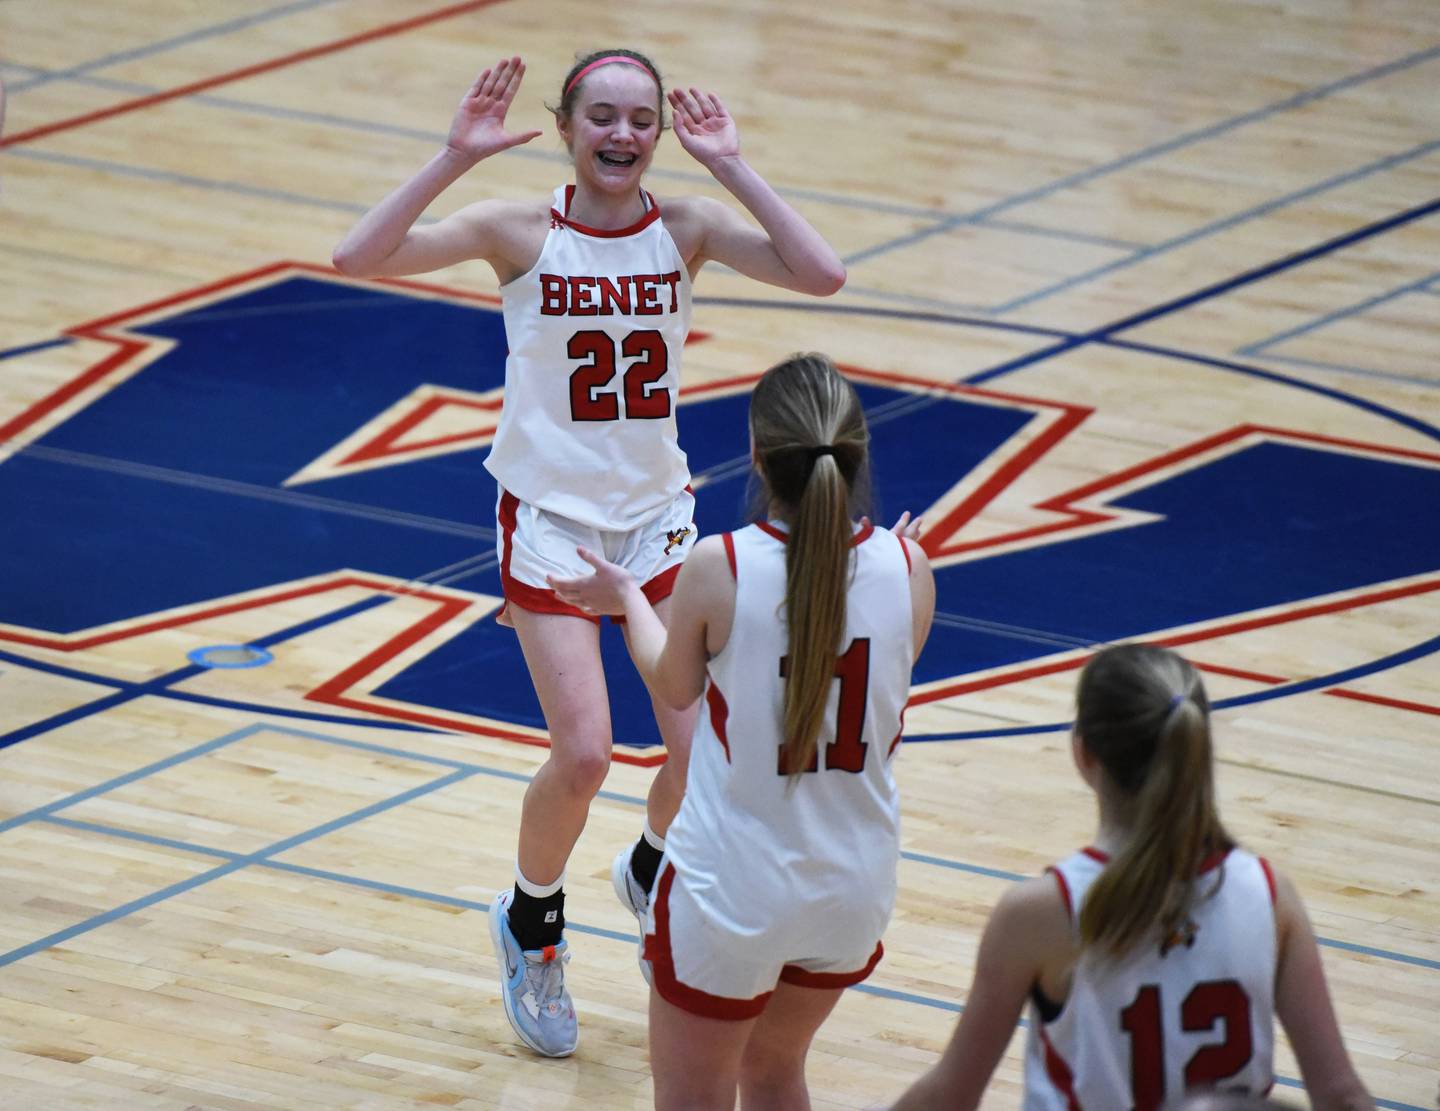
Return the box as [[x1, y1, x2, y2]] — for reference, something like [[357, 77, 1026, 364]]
[[750, 354, 870, 781], [1075, 644, 1233, 956]]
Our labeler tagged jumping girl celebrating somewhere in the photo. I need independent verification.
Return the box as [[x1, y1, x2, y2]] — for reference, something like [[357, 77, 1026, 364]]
[[333, 52, 845, 1057], [552, 353, 934, 1109], [889, 644, 1374, 1111]]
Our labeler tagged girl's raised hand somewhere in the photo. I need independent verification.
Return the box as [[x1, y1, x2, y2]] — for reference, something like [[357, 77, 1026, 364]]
[[446, 56, 543, 161], [667, 87, 740, 169]]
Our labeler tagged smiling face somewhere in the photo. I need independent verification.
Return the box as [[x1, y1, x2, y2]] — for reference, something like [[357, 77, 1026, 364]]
[[557, 64, 662, 193]]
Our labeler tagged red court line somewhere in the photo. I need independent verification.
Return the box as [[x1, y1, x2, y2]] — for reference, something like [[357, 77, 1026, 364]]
[[0, 0, 509, 150], [1325, 689, 1440, 717], [0, 336, 147, 444], [1192, 659, 1440, 717], [908, 577, 1440, 707]]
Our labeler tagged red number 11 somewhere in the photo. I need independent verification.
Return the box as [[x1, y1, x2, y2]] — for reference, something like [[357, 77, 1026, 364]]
[[778, 638, 871, 774]]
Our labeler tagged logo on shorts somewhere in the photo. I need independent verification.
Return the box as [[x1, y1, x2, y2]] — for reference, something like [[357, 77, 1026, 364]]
[[664, 526, 692, 555]]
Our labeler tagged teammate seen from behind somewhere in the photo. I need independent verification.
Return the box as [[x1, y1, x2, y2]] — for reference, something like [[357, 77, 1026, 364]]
[[552, 353, 935, 1110], [333, 52, 845, 1057], [888, 643, 1374, 1111]]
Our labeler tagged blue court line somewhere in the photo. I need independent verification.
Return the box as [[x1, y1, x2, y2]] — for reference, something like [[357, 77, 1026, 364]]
[[3, 0, 346, 93], [0, 645, 436, 735], [21, 446, 496, 540], [906, 628, 1440, 746], [979, 218, 1145, 252], [9, 720, 1434, 976], [0, 645, 128, 690], [11, 44, 1436, 277], [692, 296, 1079, 341], [840, 42, 1440, 268], [0, 595, 392, 749], [0, 723, 262, 837], [28, 805, 1434, 1099], [30, 809, 1440, 978], [1094, 195, 1440, 339], [1242, 352, 1440, 390], [963, 196, 1440, 390], [0, 765, 475, 968], [156, 690, 438, 732], [4, 148, 372, 216], [1101, 340, 1440, 443], [1238, 270, 1440, 356], [0, 337, 72, 363], [995, 139, 1440, 314], [900, 851, 1026, 883]]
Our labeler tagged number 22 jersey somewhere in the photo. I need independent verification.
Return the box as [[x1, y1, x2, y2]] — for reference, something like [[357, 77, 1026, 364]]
[[1024, 847, 1278, 1111], [484, 185, 693, 532]]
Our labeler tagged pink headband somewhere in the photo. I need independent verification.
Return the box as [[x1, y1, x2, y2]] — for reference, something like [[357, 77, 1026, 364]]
[[564, 56, 655, 96]]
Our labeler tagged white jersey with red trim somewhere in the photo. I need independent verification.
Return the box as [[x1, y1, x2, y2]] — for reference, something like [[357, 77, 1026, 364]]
[[1023, 847, 1278, 1111], [660, 520, 915, 956], [484, 186, 693, 531]]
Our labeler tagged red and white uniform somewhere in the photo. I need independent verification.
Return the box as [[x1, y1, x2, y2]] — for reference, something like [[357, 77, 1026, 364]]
[[485, 186, 693, 532], [644, 520, 916, 1018], [1024, 847, 1278, 1111]]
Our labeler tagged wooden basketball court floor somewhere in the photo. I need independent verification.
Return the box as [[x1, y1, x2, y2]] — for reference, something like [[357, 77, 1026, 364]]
[[1, 1, 1437, 1107]]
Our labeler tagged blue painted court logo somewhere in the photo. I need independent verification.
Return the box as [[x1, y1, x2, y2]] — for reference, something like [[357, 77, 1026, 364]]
[[2, 264, 1437, 751]]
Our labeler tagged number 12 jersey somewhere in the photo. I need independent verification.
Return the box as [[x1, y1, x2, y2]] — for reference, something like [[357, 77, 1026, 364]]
[[1024, 846, 1278, 1111]]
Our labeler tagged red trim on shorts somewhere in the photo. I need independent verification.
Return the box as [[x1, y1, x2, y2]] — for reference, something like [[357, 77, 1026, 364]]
[[705, 680, 731, 763], [1049, 866, 1074, 922], [552, 186, 662, 237], [1039, 1026, 1084, 1110], [610, 561, 684, 626], [496, 490, 604, 625], [721, 532, 737, 579], [899, 534, 913, 572], [645, 864, 774, 1020], [779, 942, 883, 989], [1258, 856, 1277, 905]]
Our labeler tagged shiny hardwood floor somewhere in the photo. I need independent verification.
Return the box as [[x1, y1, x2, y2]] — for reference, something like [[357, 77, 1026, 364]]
[[1, 1, 1437, 1107]]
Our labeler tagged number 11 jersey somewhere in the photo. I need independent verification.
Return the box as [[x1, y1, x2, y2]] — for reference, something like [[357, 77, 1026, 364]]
[[485, 186, 692, 531]]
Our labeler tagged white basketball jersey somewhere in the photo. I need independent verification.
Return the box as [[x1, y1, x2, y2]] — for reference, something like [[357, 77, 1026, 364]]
[[1023, 847, 1278, 1111], [484, 186, 693, 531], [661, 521, 916, 951]]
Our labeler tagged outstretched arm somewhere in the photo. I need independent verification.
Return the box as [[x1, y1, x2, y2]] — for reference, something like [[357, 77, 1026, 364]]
[[1272, 870, 1374, 1111], [668, 88, 845, 295], [332, 57, 542, 278], [548, 538, 732, 709]]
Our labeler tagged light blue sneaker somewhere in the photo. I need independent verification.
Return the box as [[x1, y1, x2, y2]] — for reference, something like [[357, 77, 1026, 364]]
[[611, 846, 653, 985], [488, 889, 578, 1057]]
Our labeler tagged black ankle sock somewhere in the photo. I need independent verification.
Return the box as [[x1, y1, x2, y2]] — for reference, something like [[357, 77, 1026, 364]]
[[629, 834, 664, 894], [509, 885, 565, 950]]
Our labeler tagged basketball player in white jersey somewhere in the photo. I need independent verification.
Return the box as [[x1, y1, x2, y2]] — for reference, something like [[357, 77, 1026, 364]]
[[888, 644, 1374, 1111], [332, 54, 846, 1056], [551, 353, 935, 1109]]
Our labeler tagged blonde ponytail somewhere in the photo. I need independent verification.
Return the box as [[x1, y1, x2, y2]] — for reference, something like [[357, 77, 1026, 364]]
[[1075, 646, 1233, 956], [748, 355, 870, 781]]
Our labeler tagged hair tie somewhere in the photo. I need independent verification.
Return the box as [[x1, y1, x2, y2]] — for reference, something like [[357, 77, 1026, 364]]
[[1168, 692, 1185, 711], [808, 445, 836, 461], [564, 56, 655, 96]]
